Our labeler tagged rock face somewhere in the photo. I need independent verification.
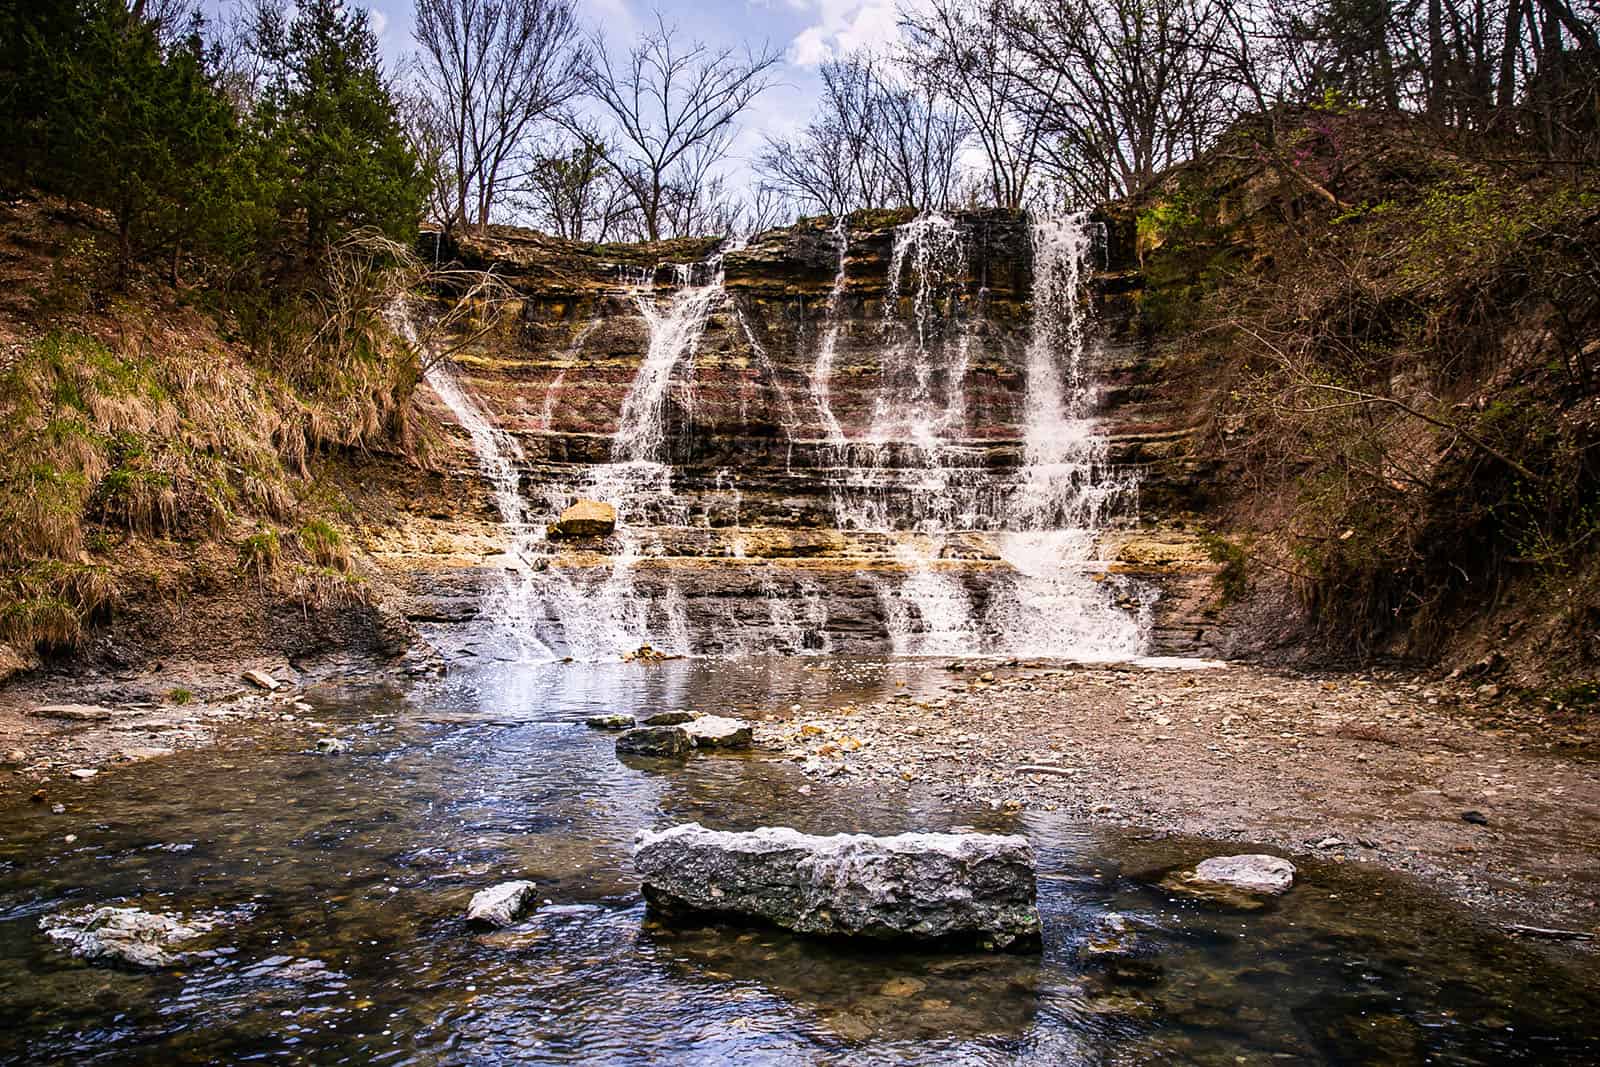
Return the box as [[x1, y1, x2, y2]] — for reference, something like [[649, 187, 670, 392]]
[[466, 880, 538, 927], [634, 823, 1042, 951], [40, 906, 213, 968], [548, 499, 616, 539], [1189, 854, 1296, 895], [397, 209, 1226, 660]]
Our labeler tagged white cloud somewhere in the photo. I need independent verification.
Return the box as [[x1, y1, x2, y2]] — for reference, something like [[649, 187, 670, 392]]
[[786, 0, 905, 66], [368, 8, 388, 37]]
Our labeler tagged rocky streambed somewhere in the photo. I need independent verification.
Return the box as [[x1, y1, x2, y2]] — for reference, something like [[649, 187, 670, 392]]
[[1, 654, 1596, 1064], [753, 659, 1600, 940]]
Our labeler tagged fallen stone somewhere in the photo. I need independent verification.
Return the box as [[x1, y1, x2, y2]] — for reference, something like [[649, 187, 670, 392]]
[[315, 737, 350, 754], [40, 906, 214, 968], [634, 823, 1041, 951], [2, 748, 26, 767], [616, 725, 690, 757], [547, 499, 616, 539], [586, 713, 636, 730], [32, 704, 116, 722], [682, 715, 753, 749], [1189, 854, 1296, 895], [242, 670, 280, 691], [466, 880, 538, 927], [639, 710, 694, 726], [69, 768, 99, 780]]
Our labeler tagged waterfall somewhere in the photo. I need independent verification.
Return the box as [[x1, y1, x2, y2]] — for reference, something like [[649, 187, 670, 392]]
[[539, 245, 735, 659], [827, 210, 1150, 658], [387, 299, 556, 661], [990, 213, 1148, 658]]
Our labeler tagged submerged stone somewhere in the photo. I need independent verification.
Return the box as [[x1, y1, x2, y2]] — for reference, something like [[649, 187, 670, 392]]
[[315, 737, 351, 754], [548, 499, 616, 539], [616, 725, 691, 757], [634, 823, 1041, 951], [586, 713, 636, 730], [40, 906, 213, 968], [466, 880, 539, 927]]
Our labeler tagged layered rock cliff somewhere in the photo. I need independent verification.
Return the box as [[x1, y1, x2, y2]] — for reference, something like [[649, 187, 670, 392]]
[[387, 209, 1222, 660]]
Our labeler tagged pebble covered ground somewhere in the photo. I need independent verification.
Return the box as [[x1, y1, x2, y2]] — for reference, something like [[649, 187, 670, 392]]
[[757, 660, 1600, 941]]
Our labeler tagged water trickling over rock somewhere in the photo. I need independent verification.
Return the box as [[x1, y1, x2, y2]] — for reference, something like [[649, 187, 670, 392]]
[[411, 211, 1163, 661]]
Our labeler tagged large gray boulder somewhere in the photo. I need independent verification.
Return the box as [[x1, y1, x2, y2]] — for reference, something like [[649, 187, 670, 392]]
[[40, 906, 215, 968], [634, 823, 1041, 951]]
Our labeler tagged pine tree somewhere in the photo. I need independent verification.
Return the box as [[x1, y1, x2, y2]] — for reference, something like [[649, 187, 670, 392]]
[[253, 0, 425, 253]]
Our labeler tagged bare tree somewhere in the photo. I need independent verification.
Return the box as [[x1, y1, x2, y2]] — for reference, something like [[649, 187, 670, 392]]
[[901, 0, 1054, 209], [413, 0, 587, 233], [756, 54, 965, 214], [515, 130, 636, 241], [1004, 0, 1235, 204], [581, 13, 780, 240]]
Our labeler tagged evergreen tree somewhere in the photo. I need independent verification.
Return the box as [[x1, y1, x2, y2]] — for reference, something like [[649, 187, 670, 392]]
[[253, 0, 425, 253]]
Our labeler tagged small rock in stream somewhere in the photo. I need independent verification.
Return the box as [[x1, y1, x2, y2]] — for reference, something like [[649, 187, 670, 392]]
[[586, 713, 636, 730], [682, 715, 753, 749], [242, 670, 281, 691], [639, 710, 694, 726], [40, 906, 215, 968], [314, 737, 351, 755], [634, 823, 1041, 951], [466, 880, 539, 927], [616, 725, 691, 757], [1186, 854, 1296, 895]]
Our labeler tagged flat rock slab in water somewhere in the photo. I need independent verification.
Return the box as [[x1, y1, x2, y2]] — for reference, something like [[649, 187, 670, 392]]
[[1173, 854, 1297, 901], [634, 823, 1041, 951], [681, 716, 753, 748], [467, 881, 539, 927], [616, 717, 755, 758], [40, 906, 215, 968], [639, 710, 694, 726], [31, 704, 119, 722], [586, 714, 636, 730]]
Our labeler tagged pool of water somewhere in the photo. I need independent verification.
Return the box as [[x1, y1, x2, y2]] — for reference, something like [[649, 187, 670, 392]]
[[1, 657, 1596, 1064]]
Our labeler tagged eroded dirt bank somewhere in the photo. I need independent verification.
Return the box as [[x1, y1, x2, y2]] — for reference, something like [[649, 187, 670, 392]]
[[757, 661, 1600, 941]]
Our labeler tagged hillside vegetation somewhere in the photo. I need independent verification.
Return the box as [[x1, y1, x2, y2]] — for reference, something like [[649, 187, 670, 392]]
[[1124, 108, 1599, 697]]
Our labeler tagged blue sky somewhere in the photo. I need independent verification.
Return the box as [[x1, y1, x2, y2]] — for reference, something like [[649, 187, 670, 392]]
[[357, 0, 908, 180]]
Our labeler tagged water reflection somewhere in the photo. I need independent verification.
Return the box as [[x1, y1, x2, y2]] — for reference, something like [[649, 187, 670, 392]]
[[0, 657, 1595, 1065]]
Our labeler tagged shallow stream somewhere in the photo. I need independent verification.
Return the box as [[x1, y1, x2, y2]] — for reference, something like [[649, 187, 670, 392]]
[[1, 657, 1596, 1064]]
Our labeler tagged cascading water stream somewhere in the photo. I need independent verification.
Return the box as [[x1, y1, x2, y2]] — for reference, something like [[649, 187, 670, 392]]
[[822, 211, 1151, 658], [387, 299, 556, 661]]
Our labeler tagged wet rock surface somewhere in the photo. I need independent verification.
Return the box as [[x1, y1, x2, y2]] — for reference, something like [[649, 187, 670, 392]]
[[1189, 854, 1296, 895], [40, 906, 216, 968], [548, 499, 616, 539], [634, 822, 1042, 950], [585, 713, 636, 730], [616, 725, 692, 757], [466, 880, 539, 927]]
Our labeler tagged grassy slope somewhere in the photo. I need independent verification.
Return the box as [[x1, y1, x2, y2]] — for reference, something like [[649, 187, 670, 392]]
[[1118, 108, 1600, 699], [0, 194, 425, 678]]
